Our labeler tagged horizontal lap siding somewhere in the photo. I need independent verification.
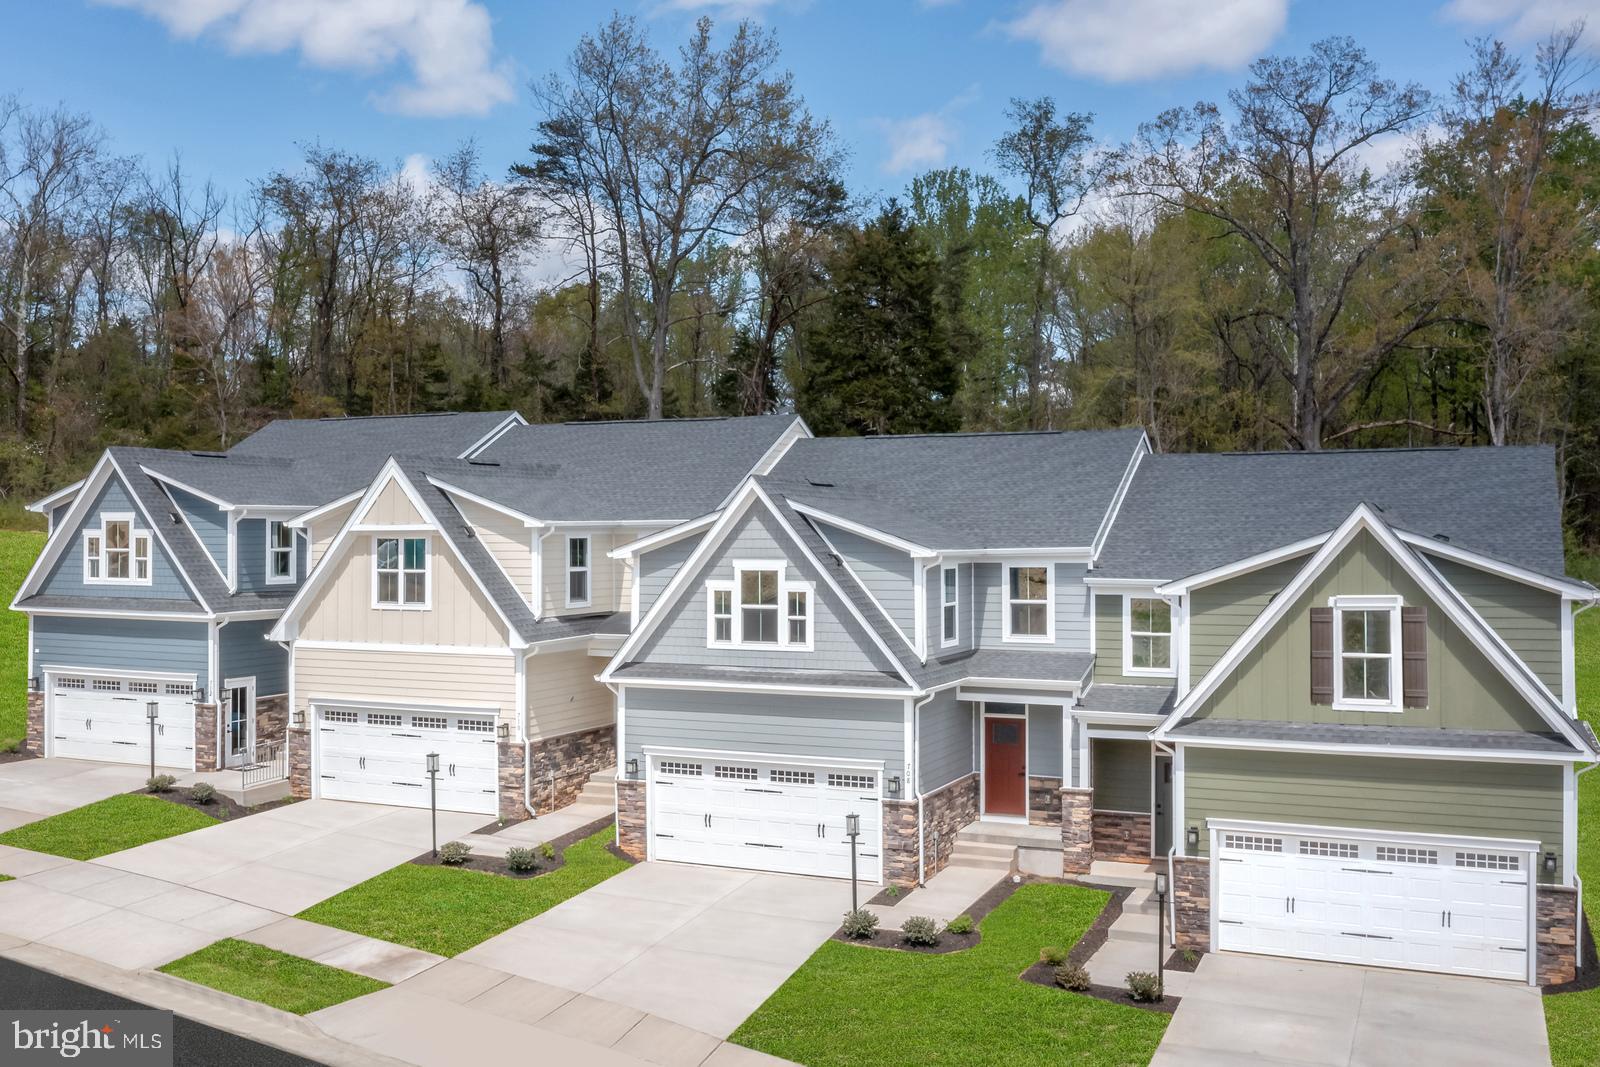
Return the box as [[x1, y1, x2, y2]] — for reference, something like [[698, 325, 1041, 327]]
[[1188, 556, 1310, 685], [543, 529, 623, 617], [822, 525, 916, 637], [171, 487, 228, 574], [638, 536, 698, 621], [1028, 705, 1063, 778], [40, 477, 194, 601], [975, 563, 1090, 651], [1431, 558, 1564, 700], [927, 563, 973, 654], [34, 615, 209, 692], [295, 646, 516, 726], [526, 649, 613, 740], [624, 688, 905, 784], [237, 518, 306, 592], [1182, 747, 1563, 879], [219, 619, 287, 695], [918, 688, 973, 792], [1092, 738, 1149, 812]]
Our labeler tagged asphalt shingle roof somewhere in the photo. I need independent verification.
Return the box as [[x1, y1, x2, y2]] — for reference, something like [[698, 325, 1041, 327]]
[[1078, 684, 1176, 717], [765, 427, 1146, 550], [1169, 718, 1579, 754], [1095, 446, 1568, 580]]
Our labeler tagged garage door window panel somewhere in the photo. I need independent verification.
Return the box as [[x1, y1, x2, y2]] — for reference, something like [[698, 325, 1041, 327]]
[[374, 536, 429, 608], [1332, 596, 1402, 712]]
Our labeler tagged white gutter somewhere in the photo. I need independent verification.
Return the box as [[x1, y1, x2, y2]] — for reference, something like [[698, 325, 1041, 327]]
[[913, 689, 940, 886]]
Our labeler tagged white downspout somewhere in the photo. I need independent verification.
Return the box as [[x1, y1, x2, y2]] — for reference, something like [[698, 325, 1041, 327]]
[[520, 648, 535, 819], [913, 689, 937, 886]]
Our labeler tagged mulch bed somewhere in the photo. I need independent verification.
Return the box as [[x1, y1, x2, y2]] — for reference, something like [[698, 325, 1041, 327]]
[[1014, 878, 1181, 1013], [834, 873, 1016, 954], [1543, 913, 1598, 996], [0, 749, 38, 765], [140, 787, 298, 823], [1166, 948, 1204, 973], [409, 814, 622, 879], [866, 884, 914, 907]]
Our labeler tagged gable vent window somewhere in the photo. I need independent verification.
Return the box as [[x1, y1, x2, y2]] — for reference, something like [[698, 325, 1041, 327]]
[[1299, 840, 1359, 859], [1377, 845, 1437, 865], [712, 588, 733, 643], [83, 514, 152, 586], [1317, 596, 1408, 713], [741, 569, 779, 643], [375, 536, 428, 608], [1222, 834, 1283, 853], [787, 590, 809, 645], [707, 562, 813, 651]]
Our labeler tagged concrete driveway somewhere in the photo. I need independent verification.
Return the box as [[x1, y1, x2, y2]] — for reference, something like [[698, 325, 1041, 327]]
[[1152, 952, 1550, 1067], [0, 757, 173, 832]]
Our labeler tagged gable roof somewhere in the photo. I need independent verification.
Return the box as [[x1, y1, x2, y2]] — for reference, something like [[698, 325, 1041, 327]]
[[1096, 445, 1568, 581], [764, 427, 1148, 551], [1151, 503, 1596, 758]]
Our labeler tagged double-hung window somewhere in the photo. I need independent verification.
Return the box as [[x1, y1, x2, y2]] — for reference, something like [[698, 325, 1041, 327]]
[[566, 535, 591, 607], [1332, 595, 1401, 711], [707, 561, 813, 650], [1003, 564, 1052, 641], [1124, 596, 1174, 676], [83, 514, 151, 585], [941, 565, 959, 647], [375, 536, 428, 608], [267, 521, 296, 584]]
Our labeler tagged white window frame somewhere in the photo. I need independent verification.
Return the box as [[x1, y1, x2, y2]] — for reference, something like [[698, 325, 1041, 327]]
[[1330, 594, 1403, 713], [1002, 562, 1054, 643], [373, 534, 431, 610], [941, 565, 959, 648], [705, 560, 814, 652], [1122, 593, 1176, 678], [565, 534, 592, 608], [82, 512, 153, 586], [266, 520, 297, 585]]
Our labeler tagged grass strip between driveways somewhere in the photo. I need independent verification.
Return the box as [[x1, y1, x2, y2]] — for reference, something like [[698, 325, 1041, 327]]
[[0, 529, 45, 750], [732, 882, 1169, 1067], [159, 938, 388, 1015], [297, 826, 629, 957], [0, 793, 218, 860]]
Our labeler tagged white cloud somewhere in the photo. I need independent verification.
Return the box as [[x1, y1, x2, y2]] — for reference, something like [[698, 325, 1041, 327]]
[[399, 152, 433, 194], [96, 0, 514, 117], [999, 0, 1288, 82], [1442, 0, 1600, 40], [872, 85, 980, 174]]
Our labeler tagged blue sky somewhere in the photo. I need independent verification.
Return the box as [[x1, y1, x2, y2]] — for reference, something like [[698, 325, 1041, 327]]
[[2, 0, 1581, 204]]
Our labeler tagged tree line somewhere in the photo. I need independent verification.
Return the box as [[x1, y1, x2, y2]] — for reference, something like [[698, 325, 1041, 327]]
[[3, 15, 1599, 544]]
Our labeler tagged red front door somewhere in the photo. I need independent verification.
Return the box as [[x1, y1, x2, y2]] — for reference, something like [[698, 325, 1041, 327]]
[[983, 717, 1027, 816]]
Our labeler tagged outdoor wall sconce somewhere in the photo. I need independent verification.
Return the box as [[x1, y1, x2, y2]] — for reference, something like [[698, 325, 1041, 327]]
[[625, 758, 639, 777], [1185, 826, 1199, 850], [496, 721, 511, 741], [26, 676, 39, 692], [1543, 851, 1559, 876], [887, 776, 902, 797], [192, 686, 206, 704], [291, 708, 306, 728]]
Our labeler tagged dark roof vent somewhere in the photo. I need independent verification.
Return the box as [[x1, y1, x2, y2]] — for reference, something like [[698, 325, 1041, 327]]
[[1431, 532, 1451, 542], [467, 459, 500, 467], [805, 477, 834, 488], [188, 451, 227, 459], [170, 512, 182, 525]]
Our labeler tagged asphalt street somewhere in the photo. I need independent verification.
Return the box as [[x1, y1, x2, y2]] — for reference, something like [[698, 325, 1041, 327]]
[[0, 956, 323, 1066]]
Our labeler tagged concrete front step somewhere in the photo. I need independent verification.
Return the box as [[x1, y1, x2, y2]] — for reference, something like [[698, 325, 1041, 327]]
[[946, 857, 1012, 873], [957, 824, 1061, 849]]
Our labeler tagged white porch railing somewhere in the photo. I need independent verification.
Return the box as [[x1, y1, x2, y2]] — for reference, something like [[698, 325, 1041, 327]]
[[239, 741, 286, 788]]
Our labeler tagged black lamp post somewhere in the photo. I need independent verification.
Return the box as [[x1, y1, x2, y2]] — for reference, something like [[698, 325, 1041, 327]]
[[145, 702, 159, 779], [845, 812, 861, 912], [426, 752, 440, 857], [1153, 871, 1169, 994]]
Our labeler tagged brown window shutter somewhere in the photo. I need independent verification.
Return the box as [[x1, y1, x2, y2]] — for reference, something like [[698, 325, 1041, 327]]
[[1310, 607, 1333, 704], [1402, 606, 1428, 708]]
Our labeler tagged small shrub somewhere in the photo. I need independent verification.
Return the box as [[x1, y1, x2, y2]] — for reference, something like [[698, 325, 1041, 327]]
[[188, 782, 216, 804], [438, 840, 472, 865], [1039, 945, 1070, 967], [944, 913, 974, 935], [505, 847, 538, 872], [0, 738, 20, 754], [539, 841, 556, 860], [1180, 949, 1200, 967], [841, 908, 879, 940], [145, 774, 176, 793], [900, 915, 941, 946], [1054, 963, 1091, 992], [885, 885, 900, 898], [1126, 971, 1163, 1003]]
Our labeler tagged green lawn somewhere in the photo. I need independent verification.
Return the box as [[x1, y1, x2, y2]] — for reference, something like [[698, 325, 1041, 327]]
[[159, 938, 387, 1015], [297, 827, 629, 957], [0, 793, 218, 860], [732, 883, 1169, 1067], [0, 530, 45, 749], [1545, 602, 1600, 1067]]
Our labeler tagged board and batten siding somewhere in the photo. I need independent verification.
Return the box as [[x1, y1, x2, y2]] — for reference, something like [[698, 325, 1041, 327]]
[[918, 688, 974, 792], [633, 504, 900, 674], [624, 688, 907, 785], [368, 481, 425, 525], [637, 535, 699, 622], [297, 530, 509, 647], [1429, 556, 1564, 700], [1182, 746, 1564, 881], [40, 477, 194, 602], [1187, 555, 1310, 685], [819, 524, 917, 637], [294, 645, 516, 726], [457, 498, 533, 607], [541, 529, 625, 618], [525, 649, 613, 740], [973, 562, 1090, 650], [1195, 531, 1551, 733], [1092, 738, 1150, 813], [219, 619, 287, 695], [308, 498, 359, 572], [33, 615, 209, 692], [926, 563, 973, 654], [171, 486, 228, 574]]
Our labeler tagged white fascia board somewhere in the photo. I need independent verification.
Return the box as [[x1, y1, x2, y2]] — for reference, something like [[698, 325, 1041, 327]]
[[1167, 734, 1579, 764], [938, 547, 1095, 562], [1083, 576, 1174, 589], [234, 505, 315, 519], [14, 455, 118, 607], [137, 466, 236, 511], [26, 479, 85, 514], [612, 675, 914, 699], [1089, 432, 1149, 564], [609, 513, 719, 560], [458, 412, 527, 459], [1151, 504, 1593, 756], [284, 491, 363, 530], [109, 457, 212, 611], [786, 501, 937, 559], [21, 606, 214, 621], [540, 519, 680, 529], [1153, 535, 1327, 596], [427, 476, 545, 528], [1398, 531, 1600, 600]]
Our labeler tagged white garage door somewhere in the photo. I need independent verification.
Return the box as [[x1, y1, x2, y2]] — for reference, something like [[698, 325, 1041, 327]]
[[648, 752, 883, 882], [315, 706, 498, 815], [48, 673, 196, 769], [1214, 827, 1533, 982]]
